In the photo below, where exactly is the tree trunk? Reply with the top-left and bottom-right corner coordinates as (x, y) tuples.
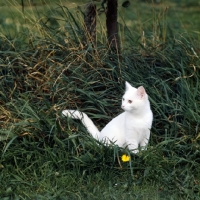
(84, 2), (96, 46)
(106, 0), (120, 52)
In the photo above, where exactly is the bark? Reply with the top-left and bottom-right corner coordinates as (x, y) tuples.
(84, 2), (97, 46)
(106, 0), (120, 52)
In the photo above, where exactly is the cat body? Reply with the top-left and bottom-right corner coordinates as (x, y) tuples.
(62, 82), (153, 153)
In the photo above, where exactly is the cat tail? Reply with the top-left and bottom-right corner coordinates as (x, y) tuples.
(62, 110), (100, 140)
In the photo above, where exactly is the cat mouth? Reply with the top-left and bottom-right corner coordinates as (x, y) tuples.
(121, 106), (136, 111)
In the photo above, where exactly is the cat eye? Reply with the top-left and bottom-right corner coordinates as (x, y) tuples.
(128, 100), (132, 104)
(122, 98), (125, 101)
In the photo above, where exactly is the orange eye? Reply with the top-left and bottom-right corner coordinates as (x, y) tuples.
(128, 100), (132, 104)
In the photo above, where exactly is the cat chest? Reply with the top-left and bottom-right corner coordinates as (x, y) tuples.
(125, 118), (150, 129)
(125, 127), (148, 143)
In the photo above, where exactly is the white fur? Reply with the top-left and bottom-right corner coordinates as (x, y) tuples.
(62, 82), (153, 153)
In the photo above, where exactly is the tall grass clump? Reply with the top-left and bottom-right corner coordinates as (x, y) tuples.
(0, 1), (200, 199)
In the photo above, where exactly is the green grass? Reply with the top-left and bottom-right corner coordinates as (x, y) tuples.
(0, 0), (200, 199)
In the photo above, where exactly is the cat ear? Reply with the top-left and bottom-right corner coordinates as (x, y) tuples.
(137, 86), (146, 99)
(125, 81), (132, 91)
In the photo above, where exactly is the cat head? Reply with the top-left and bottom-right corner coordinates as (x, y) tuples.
(121, 81), (149, 112)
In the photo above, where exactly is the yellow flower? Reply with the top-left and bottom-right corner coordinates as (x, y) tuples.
(121, 154), (130, 162)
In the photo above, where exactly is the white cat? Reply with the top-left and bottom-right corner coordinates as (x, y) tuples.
(62, 82), (153, 153)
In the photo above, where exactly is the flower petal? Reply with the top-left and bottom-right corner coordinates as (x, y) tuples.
(121, 154), (130, 162)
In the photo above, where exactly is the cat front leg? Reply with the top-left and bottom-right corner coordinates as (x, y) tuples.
(126, 139), (139, 154)
(125, 128), (140, 154)
(139, 130), (150, 151)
